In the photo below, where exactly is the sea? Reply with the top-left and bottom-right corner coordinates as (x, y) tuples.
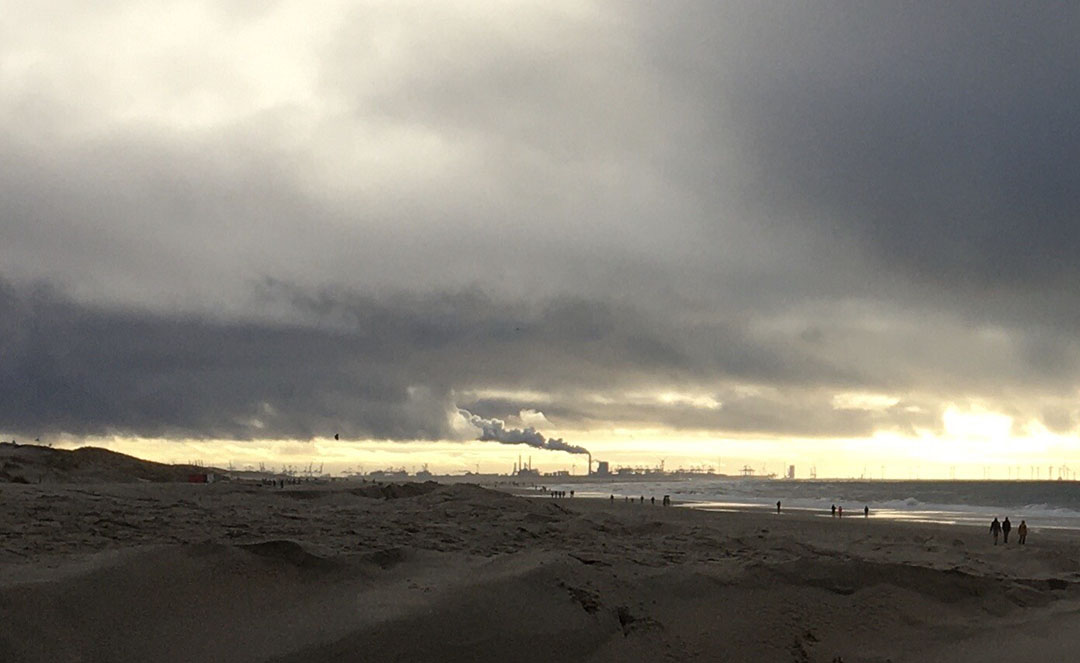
(542, 478), (1080, 531)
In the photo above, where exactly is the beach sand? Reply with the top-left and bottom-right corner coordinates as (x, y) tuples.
(2, 480), (1079, 662)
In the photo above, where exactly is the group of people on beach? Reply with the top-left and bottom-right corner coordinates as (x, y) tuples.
(825, 504), (869, 518)
(608, 494), (672, 506)
(260, 477), (304, 488)
(989, 516), (1027, 545)
(771, 502), (871, 518)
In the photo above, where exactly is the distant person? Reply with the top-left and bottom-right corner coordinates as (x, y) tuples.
(1018, 520), (1028, 545)
(1002, 517), (1012, 543)
(838, 506), (843, 518)
(570, 490), (574, 498)
(776, 500), (782, 514)
(990, 517), (1001, 545)
(831, 504), (837, 518)
(864, 505), (869, 518)
(640, 496), (645, 503)
(610, 494), (614, 502)
(651, 496), (655, 505)
(663, 495), (671, 506)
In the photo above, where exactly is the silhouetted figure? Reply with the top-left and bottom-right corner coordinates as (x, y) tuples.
(838, 506), (843, 518)
(651, 496), (655, 505)
(334, 433), (339, 440)
(570, 490), (574, 497)
(1018, 520), (1028, 544)
(776, 500), (781, 514)
(831, 504), (836, 517)
(663, 495), (671, 506)
(1002, 517), (1012, 543)
(990, 517), (1001, 545)
(640, 495), (644, 503)
(610, 494), (614, 502)
(864, 505), (869, 518)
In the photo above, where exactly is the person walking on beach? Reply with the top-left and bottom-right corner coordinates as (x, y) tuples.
(776, 500), (782, 514)
(1002, 517), (1012, 543)
(831, 504), (836, 518)
(838, 506), (843, 518)
(1018, 520), (1028, 544)
(990, 517), (1001, 545)
(864, 505), (869, 518)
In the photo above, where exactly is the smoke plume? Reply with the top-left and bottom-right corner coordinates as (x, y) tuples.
(462, 411), (589, 455)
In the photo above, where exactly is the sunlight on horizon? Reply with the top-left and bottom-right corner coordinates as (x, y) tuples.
(39, 405), (1080, 481)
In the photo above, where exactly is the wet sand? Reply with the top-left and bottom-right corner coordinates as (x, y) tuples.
(2, 480), (1079, 662)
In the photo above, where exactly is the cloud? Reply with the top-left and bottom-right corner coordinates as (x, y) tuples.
(3, 277), (1077, 442)
(2, 3), (1080, 444)
(0, 279), (459, 440)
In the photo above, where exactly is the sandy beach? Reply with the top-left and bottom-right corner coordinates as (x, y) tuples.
(2, 479), (1079, 662)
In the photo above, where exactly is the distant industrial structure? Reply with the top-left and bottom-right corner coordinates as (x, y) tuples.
(514, 455), (540, 479)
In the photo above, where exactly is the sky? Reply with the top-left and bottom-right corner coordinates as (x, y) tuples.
(3, 2), (1080, 478)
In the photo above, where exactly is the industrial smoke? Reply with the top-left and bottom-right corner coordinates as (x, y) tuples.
(462, 410), (589, 456)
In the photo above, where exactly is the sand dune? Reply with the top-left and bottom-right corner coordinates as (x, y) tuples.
(3, 481), (1080, 661)
(0, 442), (218, 484)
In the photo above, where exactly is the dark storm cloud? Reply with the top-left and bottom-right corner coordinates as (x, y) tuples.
(458, 390), (944, 439)
(657, 3), (1080, 292)
(3, 2), (1080, 441)
(0, 277), (948, 440)
(0, 280), (458, 440)
(0, 279), (679, 439)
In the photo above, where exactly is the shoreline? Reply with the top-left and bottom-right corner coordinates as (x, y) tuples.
(512, 486), (1073, 537)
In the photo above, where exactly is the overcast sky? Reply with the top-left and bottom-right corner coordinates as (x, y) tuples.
(3, 2), (1079, 471)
